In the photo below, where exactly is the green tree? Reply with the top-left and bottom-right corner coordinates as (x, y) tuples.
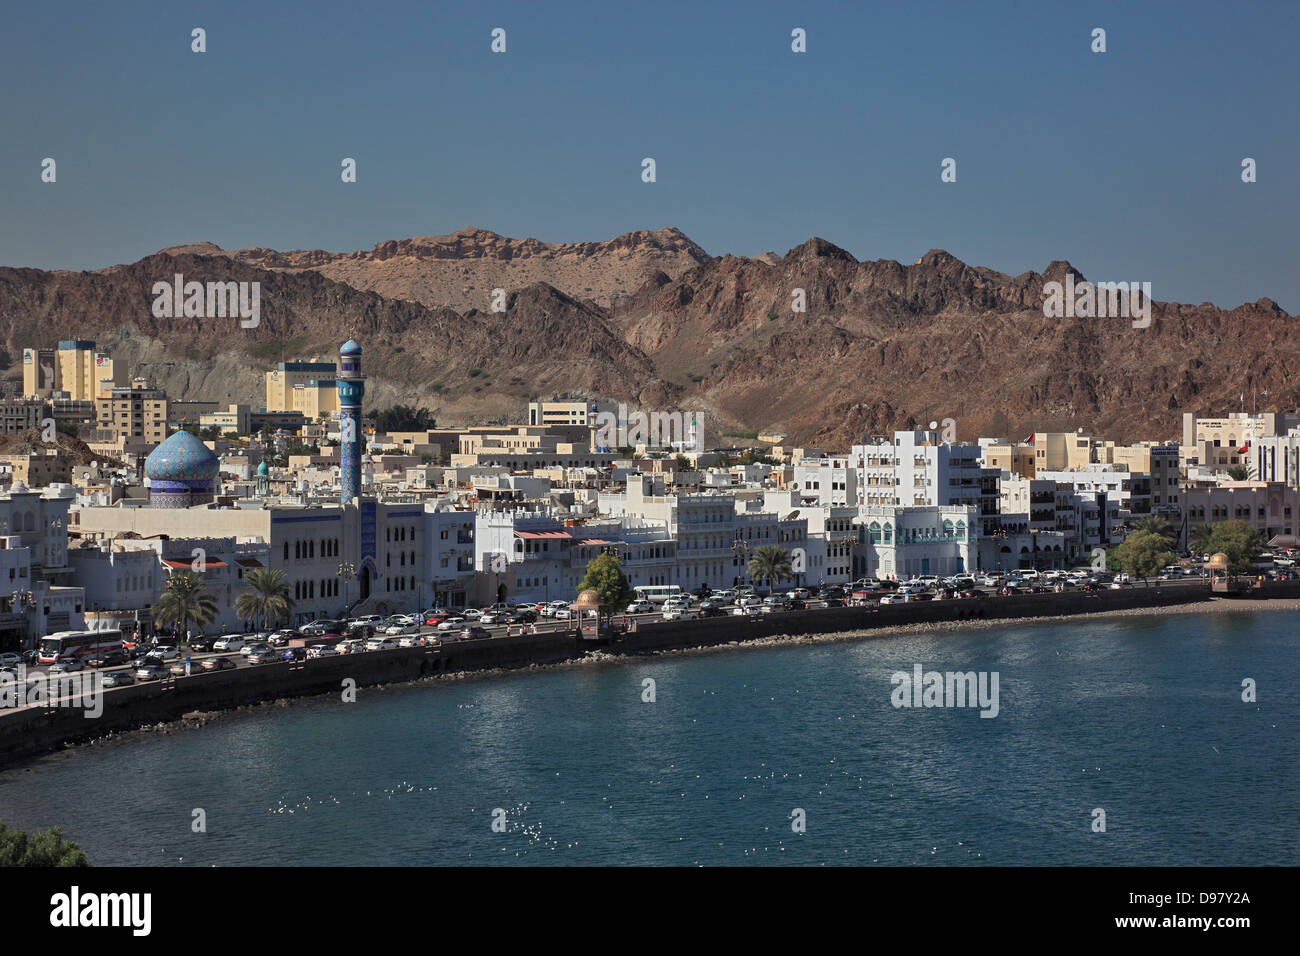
(1226, 464), (1251, 481)
(747, 545), (793, 594)
(372, 404), (437, 433)
(153, 571), (219, 640)
(1115, 531), (1175, 586)
(1189, 524), (1214, 556)
(1204, 520), (1265, 574)
(0, 822), (88, 867)
(234, 567), (295, 631)
(576, 553), (636, 617)
(1130, 515), (1176, 550)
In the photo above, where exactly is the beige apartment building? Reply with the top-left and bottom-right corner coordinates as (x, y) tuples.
(23, 340), (126, 401)
(266, 361), (337, 414)
(94, 379), (169, 444)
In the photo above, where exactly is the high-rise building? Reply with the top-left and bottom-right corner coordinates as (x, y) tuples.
(266, 361), (337, 413)
(337, 340), (364, 505)
(23, 340), (124, 400)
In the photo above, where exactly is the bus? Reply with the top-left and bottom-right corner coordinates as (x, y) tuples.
(633, 585), (684, 605)
(37, 629), (125, 665)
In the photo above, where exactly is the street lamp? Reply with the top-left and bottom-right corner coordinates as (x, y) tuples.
(730, 531), (751, 588)
(336, 561), (357, 621)
(10, 588), (37, 652)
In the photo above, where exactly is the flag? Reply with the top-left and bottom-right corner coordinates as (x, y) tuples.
(1022, 434), (1034, 444)
(1237, 442), (1250, 454)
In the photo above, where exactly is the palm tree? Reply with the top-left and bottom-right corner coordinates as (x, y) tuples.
(1130, 515), (1176, 549)
(747, 545), (793, 595)
(1226, 464), (1256, 481)
(234, 567), (295, 631)
(1189, 524), (1215, 555)
(152, 571), (219, 642)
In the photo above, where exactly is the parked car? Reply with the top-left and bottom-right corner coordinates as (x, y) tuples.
(88, 649), (127, 668)
(736, 595), (762, 608)
(436, 617), (467, 631)
(134, 663), (169, 681)
(553, 608), (572, 621)
(101, 669), (136, 686)
(212, 635), (246, 652)
(51, 658), (85, 673)
(306, 645), (338, 659)
(459, 626), (491, 640)
(247, 648), (281, 664)
(152, 645), (180, 661)
(733, 605), (762, 616)
(280, 647), (308, 662)
(385, 622), (421, 636)
(267, 630), (297, 647)
(480, 611), (513, 625)
(301, 620), (342, 636)
(786, 588), (812, 600)
(461, 608), (483, 620)
(187, 636), (215, 652)
(366, 637), (399, 651)
(626, 601), (655, 614)
(241, 642), (274, 657)
(168, 661), (192, 676)
(397, 635), (426, 648)
(336, 638), (366, 655)
(0, 652), (21, 668)
(201, 656), (236, 671)
(662, 606), (699, 621)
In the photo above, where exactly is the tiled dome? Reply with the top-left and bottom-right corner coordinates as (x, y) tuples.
(144, 431), (220, 481)
(340, 339), (362, 356)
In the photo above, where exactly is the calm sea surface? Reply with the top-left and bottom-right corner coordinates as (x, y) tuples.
(1, 611), (1296, 866)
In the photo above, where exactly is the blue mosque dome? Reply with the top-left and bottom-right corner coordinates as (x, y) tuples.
(340, 339), (362, 356)
(145, 431), (220, 509)
(256, 459), (270, 476)
(145, 430), (220, 481)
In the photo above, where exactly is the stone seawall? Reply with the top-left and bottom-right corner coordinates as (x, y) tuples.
(0, 632), (579, 767)
(5, 581), (1297, 766)
(608, 583), (1269, 654)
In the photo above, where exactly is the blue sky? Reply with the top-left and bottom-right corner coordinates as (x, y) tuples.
(2, 0), (1296, 311)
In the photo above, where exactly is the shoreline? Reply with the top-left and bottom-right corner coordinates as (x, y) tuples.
(10, 596), (1294, 767)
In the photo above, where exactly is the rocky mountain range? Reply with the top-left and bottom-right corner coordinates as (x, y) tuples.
(1, 227), (1293, 449)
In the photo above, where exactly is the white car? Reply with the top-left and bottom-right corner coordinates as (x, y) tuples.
(306, 645), (338, 659)
(436, 617), (466, 631)
(461, 608), (482, 620)
(212, 636), (246, 652)
(662, 607), (698, 621)
(736, 595), (762, 608)
(366, 637), (399, 651)
(152, 645), (180, 660)
(385, 622), (420, 636)
(712, 589), (737, 604)
(397, 635), (425, 648)
(553, 608), (571, 620)
(626, 601), (655, 614)
(880, 594), (900, 605)
(786, 588), (811, 600)
(732, 605), (762, 617)
(0, 652), (22, 668)
(241, 642), (273, 657)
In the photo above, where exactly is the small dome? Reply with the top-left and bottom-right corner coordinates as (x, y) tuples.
(145, 431), (220, 481)
(1206, 552), (1230, 568)
(256, 459), (270, 476)
(340, 339), (362, 356)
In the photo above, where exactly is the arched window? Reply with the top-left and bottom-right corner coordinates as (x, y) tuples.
(942, 519), (954, 539)
(883, 523), (893, 544)
(869, 522), (882, 545)
(956, 520), (966, 542)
